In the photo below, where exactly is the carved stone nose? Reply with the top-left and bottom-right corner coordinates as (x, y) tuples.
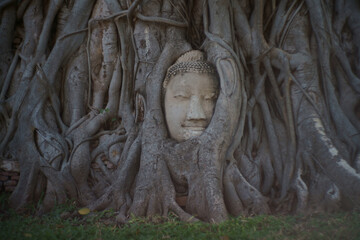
(186, 96), (206, 120)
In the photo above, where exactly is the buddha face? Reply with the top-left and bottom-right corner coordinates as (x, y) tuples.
(164, 72), (218, 142)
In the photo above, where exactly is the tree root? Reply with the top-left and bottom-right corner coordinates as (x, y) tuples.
(224, 162), (270, 216)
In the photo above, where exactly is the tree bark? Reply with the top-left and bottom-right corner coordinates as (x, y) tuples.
(0, 0), (359, 222)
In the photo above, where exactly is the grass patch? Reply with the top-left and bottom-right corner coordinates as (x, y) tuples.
(1, 193), (359, 240)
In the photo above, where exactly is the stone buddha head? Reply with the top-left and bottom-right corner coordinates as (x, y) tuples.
(163, 50), (219, 142)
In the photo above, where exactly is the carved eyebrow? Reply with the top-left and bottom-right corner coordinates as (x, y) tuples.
(173, 90), (190, 98)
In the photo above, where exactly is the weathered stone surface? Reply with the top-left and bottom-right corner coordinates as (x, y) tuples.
(0, 175), (9, 181)
(0, 171), (18, 176)
(0, 160), (20, 173)
(4, 180), (17, 186)
(5, 186), (16, 192)
(164, 51), (218, 142)
(11, 175), (20, 180)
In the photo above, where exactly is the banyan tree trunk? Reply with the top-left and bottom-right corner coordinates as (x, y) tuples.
(0, 0), (359, 222)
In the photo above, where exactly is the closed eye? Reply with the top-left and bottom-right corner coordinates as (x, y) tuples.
(174, 93), (189, 99)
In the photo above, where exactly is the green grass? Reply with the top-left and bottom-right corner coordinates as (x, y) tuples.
(1, 193), (359, 240)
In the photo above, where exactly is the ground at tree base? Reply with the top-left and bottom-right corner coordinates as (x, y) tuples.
(1, 193), (360, 240)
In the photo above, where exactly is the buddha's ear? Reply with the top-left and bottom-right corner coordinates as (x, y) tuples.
(216, 58), (238, 97)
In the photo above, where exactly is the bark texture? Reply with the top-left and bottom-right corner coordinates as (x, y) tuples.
(0, 0), (360, 222)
